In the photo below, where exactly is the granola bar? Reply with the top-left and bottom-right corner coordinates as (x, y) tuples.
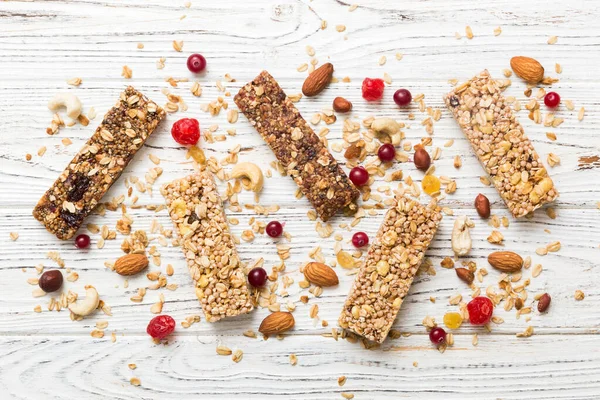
(444, 70), (558, 217)
(161, 172), (253, 322)
(234, 70), (359, 221)
(33, 86), (165, 239)
(339, 196), (442, 343)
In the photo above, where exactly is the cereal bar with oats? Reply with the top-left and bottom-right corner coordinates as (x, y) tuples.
(444, 70), (558, 217)
(161, 172), (253, 322)
(234, 70), (359, 221)
(339, 196), (442, 343)
(33, 86), (165, 240)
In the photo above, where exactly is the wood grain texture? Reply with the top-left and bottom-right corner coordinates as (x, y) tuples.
(1, 0), (599, 398)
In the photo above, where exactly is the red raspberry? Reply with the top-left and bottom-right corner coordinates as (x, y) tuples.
(146, 315), (176, 339)
(171, 118), (200, 145)
(467, 297), (494, 325)
(362, 78), (385, 101)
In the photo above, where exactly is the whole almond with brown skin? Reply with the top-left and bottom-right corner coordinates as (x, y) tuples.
(304, 262), (339, 287)
(114, 254), (149, 276)
(538, 293), (551, 313)
(302, 63), (334, 97)
(258, 311), (295, 335)
(510, 56), (545, 84)
(474, 193), (491, 218)
(333, 97), (352, 113)
(487, 251), (523, 273)
(455, 268), (474, 285)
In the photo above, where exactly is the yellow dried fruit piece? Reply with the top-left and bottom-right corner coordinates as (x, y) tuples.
(337, 251), (355, 269)
(188, 145), (206, 165)
(444, 312), (463, 329)
(422, 175), (441, 195)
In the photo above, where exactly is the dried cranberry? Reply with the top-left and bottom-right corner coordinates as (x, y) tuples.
(75, 234), (91, 249)
(146, 315), (176, 340)
(248, 267), (268, 288)
(171, 118), (200, 146)
(544, 91), (560, 108)
(377, 144), (396, 162)
(393, 89), (412, 106)
(266, 221), (283, 238)
(362, 78), (385, 101)
(352, 232), (369, 248)
(429, 327), (447, 346)
(467, 297), (494, 325)
(187, 53), (207, 73)
(66, 173), (90, 202)
(349, 166), (369, 186)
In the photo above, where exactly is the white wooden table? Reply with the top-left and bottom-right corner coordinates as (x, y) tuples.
(1, 1), (599, 398)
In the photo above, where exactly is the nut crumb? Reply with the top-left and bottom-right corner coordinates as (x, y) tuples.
(575, 290), (585, 301)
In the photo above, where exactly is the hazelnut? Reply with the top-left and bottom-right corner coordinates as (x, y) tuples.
(413, 148), (431, 170)
(332, 97), (352, 113)
(474, 193), (491, 218)
(39, 270), (63, 293)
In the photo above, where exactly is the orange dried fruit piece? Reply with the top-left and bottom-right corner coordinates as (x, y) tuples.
(443, 312), (463, 329)
(336, 251), (355, 269)
(188, 145), (206, 165)
(422, 175), (441, 195)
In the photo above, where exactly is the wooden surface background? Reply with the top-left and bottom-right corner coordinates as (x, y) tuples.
(1, 0), (599, 399)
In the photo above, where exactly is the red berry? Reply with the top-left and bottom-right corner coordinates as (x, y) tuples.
(349, 166), (369, 186)
(146, 315), (175, 340)
(377, 143), (396, 162)
(75, 234), (90, 249)
(187, 53), (207, 73)
(362, 78), (385, 101)
(248, 267), (268, 288)
(352, 232), (369, 248)
(171, 118), (200, 146)
(266, 221), (283, 238)
(544, 91), (560, 108)
(467, 296), (494, 325)
(393, 88), (412, 106)
(429, 327), (447, 346)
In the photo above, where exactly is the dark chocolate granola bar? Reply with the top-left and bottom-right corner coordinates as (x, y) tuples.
(234, 71), (359, 221)
(33, 87), (166, 239)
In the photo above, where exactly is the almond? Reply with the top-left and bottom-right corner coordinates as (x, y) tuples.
(304, 262), (339, 287)
(333, 96), (352, 113)
(455, 268), (474, 284)
(258, 311), (295, 335)
(537, 293), (551, 313)
(302, 63), (334, 97)
(487, 251), (523, 273)
(510, 56), (545, 84)
(114, 254), (149, 276)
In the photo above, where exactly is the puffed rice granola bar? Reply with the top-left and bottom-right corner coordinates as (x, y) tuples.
(444, 70), (558, 217)
(161, 172), (253, 322)
(339, 196), (442, 343)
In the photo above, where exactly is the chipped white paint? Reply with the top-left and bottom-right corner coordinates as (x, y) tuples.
(1, 0), (599, 398)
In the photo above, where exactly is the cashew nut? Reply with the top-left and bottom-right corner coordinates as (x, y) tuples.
(371, 117), (402, 146)
(48, 93), (83, 120)
(230, 162), (264, 192)
(451, 215), (474, 257)
(68, 285), (100, 317)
